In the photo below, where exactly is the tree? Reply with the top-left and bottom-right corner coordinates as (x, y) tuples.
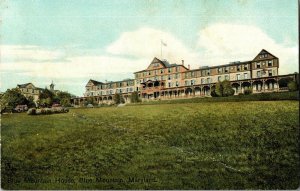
(113, 93), (125, 104)
(288, 81), (298, 91)
(56, 91), (72, 107)
(38, 88), (55, 107)
(130, 91), (141, 103)
(0, 88), (28, 108)
(27, 96), (36, 108)
(214, 80), (235, 97)
(278, 77), (293, 88)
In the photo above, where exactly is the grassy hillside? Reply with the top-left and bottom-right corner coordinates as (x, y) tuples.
(1, 101), (299, 189)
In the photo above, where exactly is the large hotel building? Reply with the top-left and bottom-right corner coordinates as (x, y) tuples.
(72, 49), (298, 105)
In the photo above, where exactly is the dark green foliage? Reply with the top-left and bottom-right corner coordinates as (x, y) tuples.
(39, 89), (55, 107)
(39, 90), (72, 107)
(130, 91), (141, 103)
(215, 80), (235, 97)
(1, 101), (299, 189)
(244, 89), (252, 95)
(278, 77), (293, 87)
(0, 88), (28, 112)
(56, 91), (72, 107)
(128, 91), (299, 106)
(113, 93), (125, 104)
(84, 97), (98, 106)
(288, 81), (298, 91)
(27, 96), (36, 108)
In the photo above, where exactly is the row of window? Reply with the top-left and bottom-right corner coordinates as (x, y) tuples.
(22, 88), (39, 93)
(255, 60), (273, 68)
(136, 67), (181, 78)
(89, 87), (134, 96)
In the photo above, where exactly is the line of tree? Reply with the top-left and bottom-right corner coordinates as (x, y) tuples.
(38, 89), (72, 107)
(0, 88), (73, 113)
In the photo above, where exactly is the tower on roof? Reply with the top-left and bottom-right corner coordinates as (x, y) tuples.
(50, 81), (55, 91)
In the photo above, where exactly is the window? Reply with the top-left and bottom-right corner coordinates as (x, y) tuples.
(218, 76), (222, 82)
(218, 68), (222, 73)
(264, 54), (268, 58)
(148, 71), (151, 75)
(257, 71), (261, 78)
(191, 80), (194, 85)
(168, 68), (171, 73)
(237, 65), (241, 71)
(185, 81), (189, 86)
(268, 70), (272, 77)
(160, 69), (163, 74)
(244, 73), (248, 79)
(201, 78), (205, 84)
(174, 73), (178, 79)
(161, 76), (164, 80)
(236, 74), (241, 80)
(225, 75), (229, 80)
(244, 65), (248, 70)
(168, 82), (171, 87)
(268, 60), (272, 67)
(176, 81), (179, 87)
(256, 62), (261, 68)
(225, 67), (229, 73)
(207, 78), (210, 83)
(191, 72), (195, 77)
(168, 75), (171, 80)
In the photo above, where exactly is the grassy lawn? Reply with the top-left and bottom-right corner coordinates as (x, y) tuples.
(1, 101), (299, 189)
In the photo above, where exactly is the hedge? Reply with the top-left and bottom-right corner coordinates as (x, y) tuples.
(27, 107), (69, 115)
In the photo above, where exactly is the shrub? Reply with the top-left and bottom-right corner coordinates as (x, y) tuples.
(215, 80), (235, 97)
(27, 108), (36, 115)
(244, 89), (252, 95)
(130, 91), (141, 103)
(114, 93), (125, 104)
(288, 81), (298, 91)
(278, 77), (293, 88)
(28, 107), (68, 115)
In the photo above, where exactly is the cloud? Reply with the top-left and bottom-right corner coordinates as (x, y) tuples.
(1, 54), (147, 79)
(106, 27), (200, 66)
(1, 45), (66, 63)
(197, 23), (298, 74)
(1, 24), (298, 95)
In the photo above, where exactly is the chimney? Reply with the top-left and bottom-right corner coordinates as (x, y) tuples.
(182, 60), (184, 65)
(188, 64), (190, 70)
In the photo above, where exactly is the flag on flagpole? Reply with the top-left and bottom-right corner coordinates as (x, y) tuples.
(161, 40), (167, 46)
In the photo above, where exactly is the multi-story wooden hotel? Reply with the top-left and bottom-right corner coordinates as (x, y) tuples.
(72, 49), (298, 105)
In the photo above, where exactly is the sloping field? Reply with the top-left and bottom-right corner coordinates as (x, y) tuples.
(1, 101), (299, 189)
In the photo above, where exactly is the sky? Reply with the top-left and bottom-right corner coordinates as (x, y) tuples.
(0, 0), (298, 96)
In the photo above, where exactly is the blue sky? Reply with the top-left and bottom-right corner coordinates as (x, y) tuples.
(1, 0), (298, 96)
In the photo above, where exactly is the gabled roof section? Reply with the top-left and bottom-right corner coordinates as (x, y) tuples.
(146, 57), (169, 70)
(252, 49), (278, 62)
(17, 83), (35, 88)
(86, 79), (103, 87)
